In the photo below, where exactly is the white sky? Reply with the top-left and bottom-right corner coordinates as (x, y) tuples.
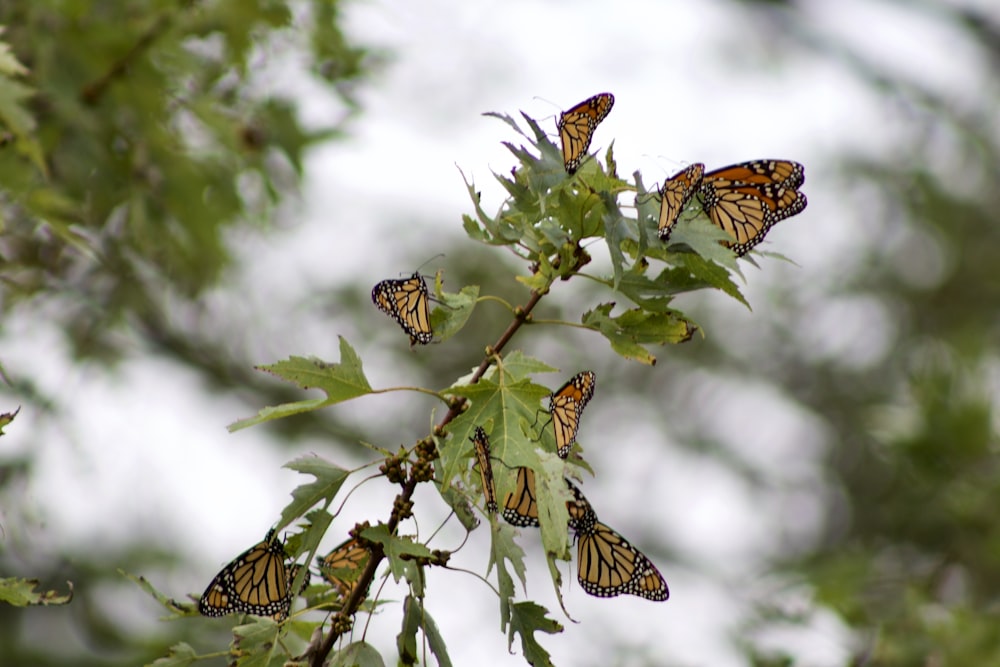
(2, 0), (992, 664)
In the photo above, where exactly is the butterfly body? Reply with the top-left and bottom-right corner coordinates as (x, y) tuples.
(557, 93), (614, 174)
(471, 427), (498, 514)
(371, 273), (433, 345)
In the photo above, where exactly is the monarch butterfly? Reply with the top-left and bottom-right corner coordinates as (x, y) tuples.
(198, 529), (294, 619)
(319, 537), (371, 605)
(570, 491), (669, 601)
(471, 427), (498, 514)
(500, 466), (587, 531)
(557, 93), (614, 174)
(697, 159), (807, 256)
(503, 471), (669, 600)
(371, 273), (433, 345)
(656, 163), (705, 242)
(549, 371), (596, 458)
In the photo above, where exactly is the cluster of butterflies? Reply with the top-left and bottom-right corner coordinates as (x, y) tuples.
(473, 371), (669, 601)
(198, 94), (808, 618)
(559, 92), (808, 256)
(369, 93), (808, 346)
(197, 530), (371, 620)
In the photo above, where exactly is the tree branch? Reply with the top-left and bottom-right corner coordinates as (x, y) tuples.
(308, 288), (546, 666)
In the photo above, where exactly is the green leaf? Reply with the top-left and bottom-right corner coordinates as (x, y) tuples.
(396, 595), (420, 665)
(330, 642), (386, 667)
(600, 194), (634, 289)
(671, 216), (742, 269)
(491, 521), (528, 623)
(149, 643), (198, 667)
(532, 454), (575, 559)
(438, 483), (481, 532)
(440, 376), (551, 488)
(120, 570), (190, 616)
(488, 351), (558, 380)
(277, 455), (350, 529)
(231, 618), (283, 667)
(0, 32), (29, 77)
(228, 337), (372, 431)
(0, 577), (72, 607)
(0, 76), (35, 135)
(507, 601), (562, 667)
(432, 275), (478, 341)
(0, 406), (19, 435)
(670, 252), (748, 307)
(360, 524), (432, 582)
(582, 302), (696, 365)
(418, 603), (452, 667)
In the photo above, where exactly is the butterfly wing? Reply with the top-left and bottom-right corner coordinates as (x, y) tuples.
(501, 467), (590, 531)
(698, 160), (807, 256)
(319, 537), (371, 606)
(703, 159), (804, 189)
(575, 516), (669, 601)
(657, 163), (705, 242)
(471, 426), (498, 514)
(199, 530), (293, 619)
(557, 93), (614, 174)
(371, 273), (433, 345)
(502, 466), (540, 527)
(549, 371), (597, 458)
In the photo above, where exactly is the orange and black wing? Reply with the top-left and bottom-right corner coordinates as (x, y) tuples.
(198, 529), (293, 619)
(557, 93), (614, 174)
(501, 467), (590, 532)
(698, 160), (807, 256)
(702, 159), (804, 190)
(573, 507), (669, 601)
(502, 466), (539, 527)
(549, 371), (597, 458)
(371, 273), (433, 345)
(657, 163), (705, 242)
(471, 426), (498, 514)
(319, 537), (371, 606)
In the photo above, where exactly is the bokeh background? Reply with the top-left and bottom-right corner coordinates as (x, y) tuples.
(1, 0), (998, 665)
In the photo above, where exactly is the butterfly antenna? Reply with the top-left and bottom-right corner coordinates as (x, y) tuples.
(413, 253), (446, 275)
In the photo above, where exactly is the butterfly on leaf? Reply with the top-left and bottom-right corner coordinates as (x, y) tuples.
(656, 163), (705, 242)
(548, 371), (596, 458)
(696, 159), (807, 256)
(500, 466), (587, 531)
(318, 537), (371, 607)
(471, 426), (498, 514)
(501, 468), (669, 601)
(371, 273), (433, 345)
(557, 93), (614, 174)
(198, 529), (296, 620)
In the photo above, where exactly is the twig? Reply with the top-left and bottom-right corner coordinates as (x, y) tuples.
(79, 10), (177, 105)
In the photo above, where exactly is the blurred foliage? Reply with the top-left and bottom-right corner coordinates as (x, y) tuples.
(0, 0), (379, 441)
(0, 0), (375, 664)
(703, 1), (1000, 665)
